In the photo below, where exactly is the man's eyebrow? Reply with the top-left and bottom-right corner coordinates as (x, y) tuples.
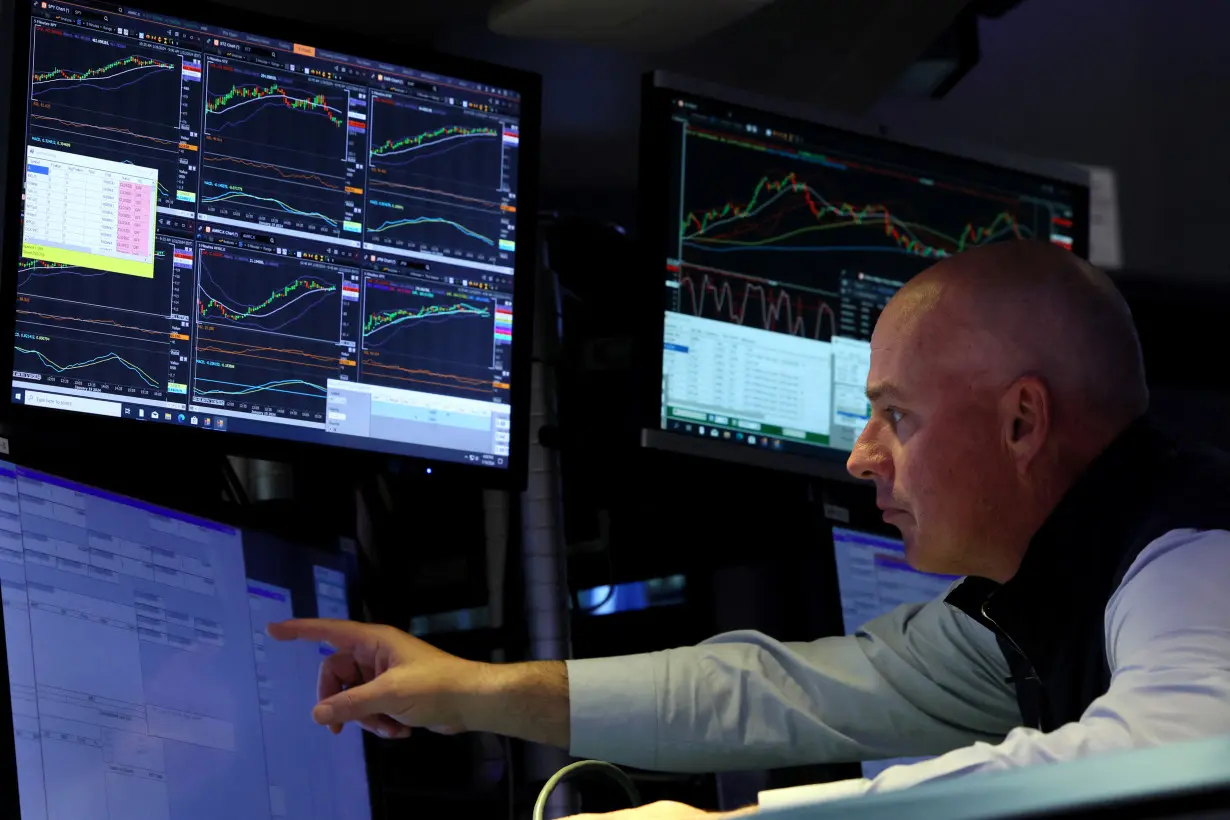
(865, 382), (903, 403)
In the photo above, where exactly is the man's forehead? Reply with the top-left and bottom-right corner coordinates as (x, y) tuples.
(867, 281), (967, 394)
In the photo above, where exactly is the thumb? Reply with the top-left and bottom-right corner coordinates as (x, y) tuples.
(312, 675), (402, 726)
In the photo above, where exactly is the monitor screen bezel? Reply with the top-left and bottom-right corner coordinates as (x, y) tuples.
(0, 452), (379, 820)
(0, 0), (541, 490)
(636, 71), (1092, 482)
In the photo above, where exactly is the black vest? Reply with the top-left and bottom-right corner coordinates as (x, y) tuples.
(944, 418), (1230, 732)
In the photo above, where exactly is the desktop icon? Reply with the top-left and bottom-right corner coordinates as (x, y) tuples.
(203, 418), (212, 427)
(214, 417), (226, 431)
(178, 413), (186, 423)
(190, 416), (198, 426)
(151, 412), (160, 420)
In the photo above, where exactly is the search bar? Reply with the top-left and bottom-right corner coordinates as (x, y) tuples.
(23, 390), (122, 418)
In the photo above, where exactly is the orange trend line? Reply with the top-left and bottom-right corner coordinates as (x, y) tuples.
(31, 114), (180, 146)
(197, 343), (340, 370)
(18, 310), (166, 336)
(367, 178), (500, 208)
(203, 155), (342, 189)
(361, 359), (491, 392)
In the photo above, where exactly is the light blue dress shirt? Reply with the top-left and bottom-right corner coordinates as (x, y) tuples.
(565, 528), (1230, 805)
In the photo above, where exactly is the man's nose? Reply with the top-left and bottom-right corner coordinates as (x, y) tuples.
(847, 429), (889, 481)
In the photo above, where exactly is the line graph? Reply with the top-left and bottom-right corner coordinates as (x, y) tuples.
(368, 95), (502, 198)
(683, 170), (1026, 260)
(206, 83), (344, 127)
(204, 60), (349, 178)
(371, 125), (500, 162)
(16, 236), (176, 315)
(14, 346), (159, 387)
(29, 29), (180, 144)
(27, 27), (190, 207)
(202, 154), (343, 190)
(359, 274), (498, 400)
(674, 262), (837, 341)
(33, 55), (174, 95)
(12, 326), (167, 396)
(194, 377), (326, 399)
(16, 307), (168, 340)
(13, 236), (181, 399)
(364, 300), (490, 340)
(191, 249), (355, 421)
(196, 249), (342, 341)
(198, 179), (344, 237)
(675, 129), (1050, 287)
(365, 193), (503, 263)
(192, 332), (344, 421)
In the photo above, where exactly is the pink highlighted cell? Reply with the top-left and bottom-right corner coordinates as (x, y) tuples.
(116, 181), (153, 257)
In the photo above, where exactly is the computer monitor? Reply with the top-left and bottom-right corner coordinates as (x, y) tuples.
(638, 72), (1090, 479)
(2, 0), (538, 484)
(831, 526), (957, 780)
(0, 458), (371, 820)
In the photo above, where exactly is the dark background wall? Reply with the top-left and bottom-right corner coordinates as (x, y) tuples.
(870, 0), (1230, 284)
(432, 0), (1230, 283)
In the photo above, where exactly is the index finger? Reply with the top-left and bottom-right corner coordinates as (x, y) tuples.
(266, 618), (373, 649)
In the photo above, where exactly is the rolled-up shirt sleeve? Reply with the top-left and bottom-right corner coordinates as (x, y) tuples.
(567, 588), (1020, 772)
(759, 527), (1230, 803)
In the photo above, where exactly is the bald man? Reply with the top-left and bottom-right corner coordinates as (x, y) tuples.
(268, 241), (1230, 818)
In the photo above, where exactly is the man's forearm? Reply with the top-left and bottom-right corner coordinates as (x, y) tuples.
(466, 660), (571, 748)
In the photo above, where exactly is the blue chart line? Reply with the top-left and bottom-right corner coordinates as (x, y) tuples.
(17, 264), (97, 288)
(194, 377), (326, 399)
(201, 191), (339, 227)
(14, 346), (159, 387)
(368, 216), (494, 245)
(32, 66), (174, 98)
(372, 137), (492, 168)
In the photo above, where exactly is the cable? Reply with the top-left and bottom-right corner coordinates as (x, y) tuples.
(534, 760), (641, 820)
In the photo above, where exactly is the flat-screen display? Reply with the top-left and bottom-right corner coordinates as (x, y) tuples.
(0, 459), (370, 820)
(643, 76), (1089, 473)
(832, 526), (957, 780)
(6, 0), (531, 473)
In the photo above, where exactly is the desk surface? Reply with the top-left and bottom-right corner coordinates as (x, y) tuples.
(760, 736), (1230, 820)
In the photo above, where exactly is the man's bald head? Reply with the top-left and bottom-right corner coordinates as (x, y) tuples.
(847, 241), (1148, 582)
(903, 239), (1148, 428)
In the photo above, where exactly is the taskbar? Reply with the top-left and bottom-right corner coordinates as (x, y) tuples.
(10, 380), (510, 469)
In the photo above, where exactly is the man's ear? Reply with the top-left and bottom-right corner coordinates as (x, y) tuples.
(1001, 375), (1051, 471)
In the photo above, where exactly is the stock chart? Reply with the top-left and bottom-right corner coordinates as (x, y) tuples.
(673, 128), (1056, 340)
(12, 0), (525, 466)
(200, 60), (356, 237)
(28, 26), (196, 210)
(13, 237), (186, 399)
(192, 246), (357, 421)
(366, 94), (508, 264)
(359, 273), (501, 401)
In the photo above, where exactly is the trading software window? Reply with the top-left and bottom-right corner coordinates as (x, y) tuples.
(0, 462), (368, 820)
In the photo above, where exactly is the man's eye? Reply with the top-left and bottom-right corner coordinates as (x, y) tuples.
(886, 408), (905, 426)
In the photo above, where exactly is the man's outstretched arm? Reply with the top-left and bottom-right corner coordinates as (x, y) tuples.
(566, 588), (1020, 773)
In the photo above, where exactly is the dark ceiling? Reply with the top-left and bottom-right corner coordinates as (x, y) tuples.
(210, 0), (975, 112)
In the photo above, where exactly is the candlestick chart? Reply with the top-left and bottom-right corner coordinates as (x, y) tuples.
(359, 274), (501, 400)
(191, 248), (351, 421)
(28, 26), (189, 208)
(677, 131), (1043, 287)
